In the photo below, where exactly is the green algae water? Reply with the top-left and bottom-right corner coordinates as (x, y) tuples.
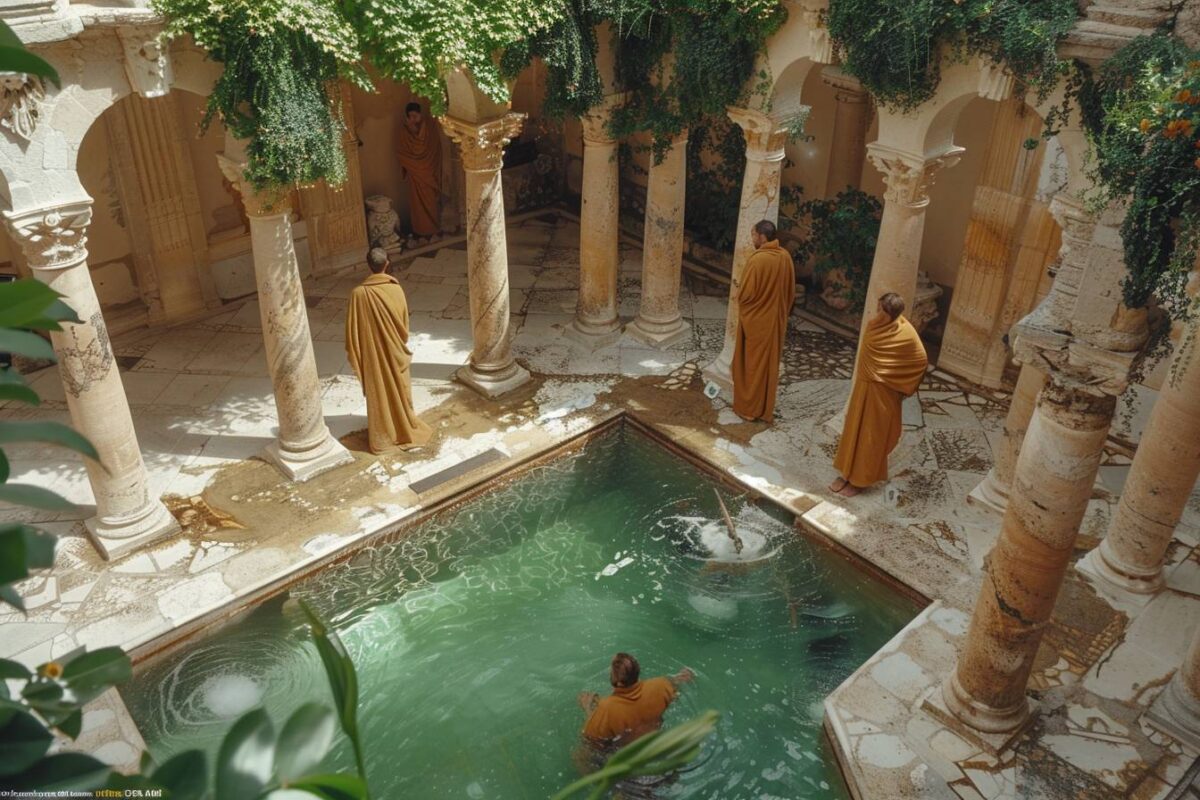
(124, 425), (918, 799)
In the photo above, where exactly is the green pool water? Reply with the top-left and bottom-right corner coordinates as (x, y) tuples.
(124, 424), (919, 799)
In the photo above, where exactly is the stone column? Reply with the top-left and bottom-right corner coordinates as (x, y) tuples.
(860, 145), (961, 343)
(626, 130), (690, 348)
(568, 95), (623, 349)
(1090, 311), (1200, 594)
(968, 364), (1046, 514)
(4, 201), (179, 560)
(441, 114), (532, 398)
(1147, 623), (1200, 749)
(217, 156), (353, 481)
(703, 109), (788, 391)
(821, 67), (870, 195)
(944, 377), (1116, 734)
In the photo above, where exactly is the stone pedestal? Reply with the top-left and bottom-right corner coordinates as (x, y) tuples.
(5, 201), (179, 560)
(969, 364), (1046, 515)
(822, 67), (870, 195)
(703, 109), (788, 392)
(217, 156), (352, 481)
(944, 378), (1116, 733)
(1091, 311), (1200, 594)
(441, 114), (532, 397)
(1147, 624), (1200, 749)
(859, 145), (961, 343)
(569, 96), (623, 350)
(627, 130), (690, 348)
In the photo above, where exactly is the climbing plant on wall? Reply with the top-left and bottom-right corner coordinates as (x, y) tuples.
(155, 0), (369, 192)
(1076, 32), (1200, 319)
(826, 0), (1077, 111)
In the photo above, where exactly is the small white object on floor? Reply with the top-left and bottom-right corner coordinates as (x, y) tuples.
(703, 381), (721, 399)
(884, 483), (900, 507)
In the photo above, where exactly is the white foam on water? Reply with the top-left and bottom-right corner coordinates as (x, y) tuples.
(688, 592), (739, 620)
(200, 673), (263, 719)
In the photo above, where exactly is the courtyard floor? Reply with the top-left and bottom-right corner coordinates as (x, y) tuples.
(2, 213), (1199, 798)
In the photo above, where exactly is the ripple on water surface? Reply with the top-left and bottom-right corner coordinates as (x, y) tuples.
(124, 427), (918, 799)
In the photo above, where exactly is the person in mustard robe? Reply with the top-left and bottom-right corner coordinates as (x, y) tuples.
(345, 248), (433, 454)
(575, 653), (694, 775)
(731, 220), (797, 421)
(395, 102), (442, 242)
(831, 292), (928, 496)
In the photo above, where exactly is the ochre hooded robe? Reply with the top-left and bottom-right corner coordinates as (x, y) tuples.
(732, 240), (796, 421)
(345, 273), (433, 454)
(396, 118), (442, 237)
(833, 314), (928, 487)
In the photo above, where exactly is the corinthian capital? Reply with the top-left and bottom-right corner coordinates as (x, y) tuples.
(215, 154), (290, 216)
(726, 107), (791, 162)
(866, 144), (963, 207)
(4, 201), (93, 270)
(440, 113), (527, 172)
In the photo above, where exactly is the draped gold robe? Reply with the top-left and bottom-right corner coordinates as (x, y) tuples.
(396, 119), (442, 237)
(345, 274), (432, 454)
(834, 314), (928, 487)
(732, 240), (796, 421)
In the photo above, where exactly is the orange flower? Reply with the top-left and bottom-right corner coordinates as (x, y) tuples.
(1180, 89), (1194, 103)
(1140, 118), (1152, 133)
(39, 661), (63, 679)
(1194, 156), (1200, 169)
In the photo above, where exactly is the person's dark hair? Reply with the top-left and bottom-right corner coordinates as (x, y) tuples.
(366, 247), (390, 273)
(753, 219), (777, 241)
(879, 292), (905, 320)
(405, 102), (422, 116)
(610, 652), (640, 687)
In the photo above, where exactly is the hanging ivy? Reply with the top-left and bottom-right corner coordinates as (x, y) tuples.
(1076, 33), (1200, 317)
(500, 0), (604, 118)
(155, 0), (369, 192)
(683, 119), (747, 251)
(826, 0), (1077, 111)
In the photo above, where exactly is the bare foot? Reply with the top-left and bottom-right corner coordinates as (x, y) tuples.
(837, 483), (861, 497)
(829, 477), (848, 493)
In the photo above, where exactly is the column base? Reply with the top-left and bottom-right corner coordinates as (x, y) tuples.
(1078, 545), (1165, 597)
(1145, 677), (1200, 750)
(565, 318), (622, 351)
(456, 362), (532, 399)
(625, 317), (690, 349)
(86, 500), (180, 561)
(263, 434), (354, 483)
(701, 349), (735, 394)
(925, 672), (1031, 751)
(966, 469), (1009, 515)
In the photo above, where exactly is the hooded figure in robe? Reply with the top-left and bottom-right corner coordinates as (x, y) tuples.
(345, 248), (433, 454)
(831, 292), (928, 496)
(731, 220), (796, 421)
(395, 101), (442, 240)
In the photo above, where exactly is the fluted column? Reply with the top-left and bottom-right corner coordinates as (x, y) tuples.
(626, 129), (690, 348)
(969, 364), (1046, 514)
(822, 67), (870, 195)
(703, 108), (788, 391)
(5, 200), (179, 560)
(1090, 304), (1200, 594)
(1147, 624), (1200, 749)
(859, 145), (961, 343)
(944, 377), (1117, 733)
(216, 156), (352, 481)
(441, 114), (532, 397)
(568, 94), (623, 349)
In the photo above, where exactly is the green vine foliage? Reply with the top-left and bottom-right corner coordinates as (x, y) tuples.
(501, 0), (604, 118)
(793, 188), (882, 311)
(826, 0), (1077, 111)
(155, 0), (368, 193)
(1077, 33), (1200, 316)
(684, 119), (747, 251)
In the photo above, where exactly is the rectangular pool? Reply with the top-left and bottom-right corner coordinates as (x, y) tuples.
(123, 421), (919, 798)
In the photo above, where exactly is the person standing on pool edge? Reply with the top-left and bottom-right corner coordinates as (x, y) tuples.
(578, 653), (694, 749)
(830, 292), (927, 497)
(731, 220), (796, 422)
(345, 248), (433, 454)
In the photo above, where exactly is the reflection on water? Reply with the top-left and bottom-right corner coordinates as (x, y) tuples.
(124, 427), (918, 799)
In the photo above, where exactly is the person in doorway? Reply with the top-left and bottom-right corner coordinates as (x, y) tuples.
(345, 248), (433, 454)
(830, 292), (928, 497)
(578, 653), (694, 748)
(731, 220), (796, 422)
(395, 101), (442, 245)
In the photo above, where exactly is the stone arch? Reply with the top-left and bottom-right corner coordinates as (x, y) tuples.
(762, 4), (833, 99)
